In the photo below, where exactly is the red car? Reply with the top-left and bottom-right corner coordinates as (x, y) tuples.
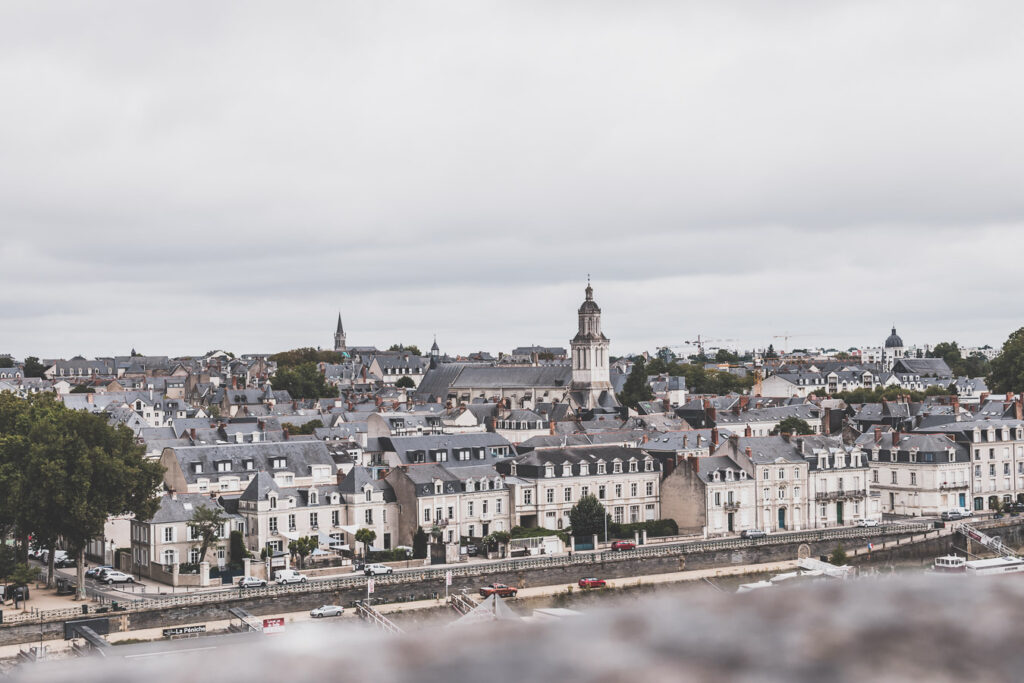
(479, 583), (518, 598)
(578, 577), (607, 589)
(611, 540), (636, 551)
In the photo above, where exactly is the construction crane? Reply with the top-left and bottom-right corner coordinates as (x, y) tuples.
(771, 332), (816, 354)
(658, 336), (736, 361)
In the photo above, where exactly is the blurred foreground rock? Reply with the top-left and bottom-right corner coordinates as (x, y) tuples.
(11, 575), (1024, 682)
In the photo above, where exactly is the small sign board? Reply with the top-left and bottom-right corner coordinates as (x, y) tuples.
(262, 617), (285, 634)
(163, 625), (206, 638)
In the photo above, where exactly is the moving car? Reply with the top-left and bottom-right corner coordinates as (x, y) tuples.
(479, 583), (518, 598)
(238, 576), (268, 589)
(102, 570), (134, 585)
(364, 563), (393, 576)
(855, 519), (879, 527)
(85, 565), (112, 579)
(275, 570), (309, 585)
(578, 577), (607, 589)
(610, 540), (636, 551)
(740, 529), (767, 539)
(310, 604), (345, 618)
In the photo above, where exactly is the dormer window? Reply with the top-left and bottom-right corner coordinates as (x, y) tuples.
(740, 471), (747, 480)
(545, 465), (555, 478)
(269, 495), (277, 509)
(193, 463), (203, 474)
(613, 461), (622, 474)
(310, 491), (318, 505)
(629, 460), (638, 473)
(365, 488), (372, 502)
(597, 462), (606, 475)
(562, 463), (572, 476)
(510, 464), (517, 476)
(726, 470), (734, 481)
(244, 460), (254, 471)
(712, 471), (720, 481)
(272, 458), (287, 469)
(580, 463), (589, 476)
(644, 460), (654, 472)
(434, 482), (443, 495)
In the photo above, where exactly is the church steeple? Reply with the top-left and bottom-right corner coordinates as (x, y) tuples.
(333, 313), (347, 352)
(570, 279), (615, 411)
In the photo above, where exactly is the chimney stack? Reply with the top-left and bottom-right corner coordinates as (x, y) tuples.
(744, 424), (752, 438)
(283, 428), (289, 440)
(745, 446), (752, 459)
(824, 407), (832, 435)
(190, 428), (196, 441)
(711, 427), (719, 448)
(892, 430), (900, 447)
(1016, 397), (1023, 421)
(952, 395), (960, 415)
(549, 420), (556, 436)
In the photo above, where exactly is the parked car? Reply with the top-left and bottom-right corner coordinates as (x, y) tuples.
(940, 511), (963, 521)
(275, 570), (309, 585)
(85, 565), (113, 579)
(740, 529), (767, 539)
(479, 583), (518, 598)
(610, 540), (636, 551)
(54, 556), (77, 568)
(102, 570), (134, 585)
(237, 576), (268, 589)
(578, 577), (607, 589)
(364, 563), (393, 576)
(310, 604), (345, 618)
(855, 519), (879, 527)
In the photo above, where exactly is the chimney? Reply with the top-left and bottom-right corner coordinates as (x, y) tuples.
(740, 395), (750, 412)
(1007, 392), (1014, 403)
(347, 401), (354, 411)
(744, 446), (752, 460)
(531, 352), (539, 366)
(1016, 397), (1023, 421)
(981, 392), (990, 404)
(642, 433), (649, 444)
(780, 432), (791, 443)
(732, 402), (741, 416)
(744, 424), (752, 438)
(892, 430), (900, 447)
(682, 434), (688, 448)
(711, 427), (719, 448)
(86, 393), (94, 404)
(171, 491), (177, 501)
(663, 397), (671, 413)
(824, 407), (832, 435)
(283, 428), (289, 440)
(232, 376), (237, 390)
(952, 395), (960, 415)
(392, 401), (399, 411)
(874, 426), (882, 444)
(549, 420), (556, 436)
(258, 420), (265, 431)
(190, 428), (196, 441)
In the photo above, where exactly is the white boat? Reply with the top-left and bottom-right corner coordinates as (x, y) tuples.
(931, 555), (966, 573)
(965, 556), (1024, 575)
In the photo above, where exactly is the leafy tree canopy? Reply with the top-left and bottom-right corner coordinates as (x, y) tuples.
(988, 328), (1024, 394)
(618, 356), (654, 409)
(387, 344), (422, 356)
(569, 494), (606, 537)
(0, 355), (13, 367)
(771, 416), (815, 436)
(188, 504), (229, 565)
(22, 357), (46, 378)
(270, 347), (344, 367)
(271, 363), (336, 399)
(394, 375), (416, 389)
(280, 419), (323, 435)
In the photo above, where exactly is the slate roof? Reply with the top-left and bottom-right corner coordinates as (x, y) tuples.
(167, 441), (336, 483)
(239, 471), (281, 502)
(147, 493), (227, 524)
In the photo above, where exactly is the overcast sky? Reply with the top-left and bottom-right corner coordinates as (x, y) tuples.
(2, 1), (1022, 360)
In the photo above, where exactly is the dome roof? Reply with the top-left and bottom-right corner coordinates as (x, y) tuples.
(885, 327), (903, 348)
(578, 283), (601, 314)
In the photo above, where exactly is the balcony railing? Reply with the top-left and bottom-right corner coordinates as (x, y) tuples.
(814, 489), (867, 502)
(939, 482), (970, 491)
(724, 501), (741, 512)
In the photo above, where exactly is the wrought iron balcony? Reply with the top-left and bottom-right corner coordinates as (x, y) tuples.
(939, 482), (970, 491)
(724, 501), (741, 512)
(814, 489), (867, 502)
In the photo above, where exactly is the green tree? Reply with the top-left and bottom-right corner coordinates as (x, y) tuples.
(988, 328), (1024, 393)
(412, 526), (429, 559)
(619, 357), (654, 409)
(288, 536), (318, 569)
(355, 528), (377, 558)
(280, 419), (323, 436)
(269, 347), (344, 367)
(22, 357), (47, 378)
(771, 417), (815, 436)
(569, 494), (606, 538)
(187, 504), (228, 566)
(0, 394), (165, 595)
(714, 349), (739, 363)
(394, 375), (416, 389)
(387, 344), (422, 356)
(0, 355), (13, 367)
(69, 384), (95, 394)
(270, 363), (336, 399)
(229, 529), (250, 570)
(765, 344), (778, 359)
(829, 544), (849, 566)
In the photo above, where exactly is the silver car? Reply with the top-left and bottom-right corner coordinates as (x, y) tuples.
(310, 604), (344, 618)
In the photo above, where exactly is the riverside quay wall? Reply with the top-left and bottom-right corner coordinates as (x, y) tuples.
(0, 521), (1009, 647)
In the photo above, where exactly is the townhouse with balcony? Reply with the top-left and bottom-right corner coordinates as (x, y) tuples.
(661, 454), (756, 537)
(794, 435), (881, 527)
(495, 445), (661, 532)
(855, 430), (971, 516)
(713, 435), (811, 532)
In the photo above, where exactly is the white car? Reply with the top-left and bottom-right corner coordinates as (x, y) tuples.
(855, 519), (879, 527)
(363, 564), (393, 576)
(102, 570), (135, 585)
(275, 570), (309, 585)
(310, 604), (344, 618)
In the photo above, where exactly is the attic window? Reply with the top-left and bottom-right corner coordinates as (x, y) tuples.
(645, 460), (654, 472)
(272, 458), (287, 469)
(629, 460), (638, 473)
(193, 463), (203, 474)
(545, 465), (555, 478)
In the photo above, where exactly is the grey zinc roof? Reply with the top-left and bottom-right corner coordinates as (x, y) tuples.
(147, 493), (227, 524)
(239, 471), (281, 501)
(694, 455), (752, 483)
(717, 436), (806, 464)
(168, 441), (336, 483)
(450, 366), (573, 390)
